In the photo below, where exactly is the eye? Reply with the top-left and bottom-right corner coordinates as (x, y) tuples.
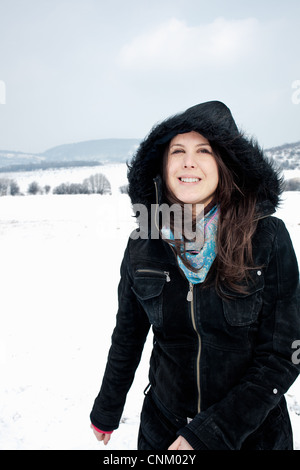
(170, 148), (184, 155)
(198, 148), (213, 155)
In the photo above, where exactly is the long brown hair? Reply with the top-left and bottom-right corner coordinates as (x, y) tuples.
(161, 143), (261, 295)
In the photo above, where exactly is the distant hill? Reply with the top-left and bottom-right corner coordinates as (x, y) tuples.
(0, 137), (299, 172)
(43, 138), (141, 162)
(0, 150), (45, 168)
(0, 138), (140, 171)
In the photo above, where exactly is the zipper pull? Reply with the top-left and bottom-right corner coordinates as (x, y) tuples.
(164, 271), (171, 282)
(187, 282), (193, 302)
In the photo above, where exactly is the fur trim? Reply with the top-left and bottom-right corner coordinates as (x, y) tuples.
(128, 101), (283, 215)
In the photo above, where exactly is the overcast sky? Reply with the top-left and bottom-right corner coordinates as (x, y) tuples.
(0, 0), (299, 153)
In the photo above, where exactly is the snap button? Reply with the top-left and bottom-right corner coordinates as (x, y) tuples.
(257, 270), (262, 276)
(273, 388), (278, 394)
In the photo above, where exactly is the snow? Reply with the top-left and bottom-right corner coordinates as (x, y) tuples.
(0, 163), (299, 450)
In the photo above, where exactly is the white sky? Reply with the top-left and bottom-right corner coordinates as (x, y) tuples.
(0, 0), (299, 153)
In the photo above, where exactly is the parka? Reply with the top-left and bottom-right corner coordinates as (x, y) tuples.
(90, 101), (300, 450)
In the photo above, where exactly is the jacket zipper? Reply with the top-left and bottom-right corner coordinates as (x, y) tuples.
(136, 268), (171, 282)
(153, 179), (160, 234)
(153, 179), (201, 411)
(187, 281), (201, 413)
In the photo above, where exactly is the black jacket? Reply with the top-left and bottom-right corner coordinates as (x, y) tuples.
(90, 102), (300, 450)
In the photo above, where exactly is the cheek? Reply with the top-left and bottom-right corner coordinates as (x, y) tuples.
(206, 161), (219, 185)
(211, 171), (219, 189)
(166, 161), (177, 185)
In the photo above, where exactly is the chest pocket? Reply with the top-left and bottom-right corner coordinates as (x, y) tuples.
(132, 269), (170, 329)
(220, 271), (264, 326)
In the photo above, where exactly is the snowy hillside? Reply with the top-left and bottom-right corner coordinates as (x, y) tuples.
(0, 163), (299, 450)
(266, 141), (300, 171)
(0, 138), (140, 168)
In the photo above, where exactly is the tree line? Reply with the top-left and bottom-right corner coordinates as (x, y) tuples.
(0, 160), (102, 173)
(53, 173), (111, 195)
(0, 173), (118, 196)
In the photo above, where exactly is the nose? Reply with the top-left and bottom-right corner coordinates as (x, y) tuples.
(182, 152), (197, 168)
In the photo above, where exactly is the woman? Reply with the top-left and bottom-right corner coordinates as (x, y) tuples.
(90, 101), (300, 450)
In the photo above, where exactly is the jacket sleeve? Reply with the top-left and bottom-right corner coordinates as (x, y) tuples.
(179, 219), (300, 450)
(90, 240), (151, 432)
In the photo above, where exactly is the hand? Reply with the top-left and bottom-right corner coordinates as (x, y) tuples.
(90, 424), (111, 445)
(168, 436), (194, 450)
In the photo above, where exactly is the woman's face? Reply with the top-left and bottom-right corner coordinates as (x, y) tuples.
(165, 131), (219, 207)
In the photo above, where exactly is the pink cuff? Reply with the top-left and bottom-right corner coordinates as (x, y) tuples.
(91, 423), (113, 434)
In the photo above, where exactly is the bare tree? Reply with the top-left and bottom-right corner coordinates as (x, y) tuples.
(0, 178), (20, 196)
(28, 181), (42, 195)
(284, 177), (300, 191)
(83, 173), (111, 194)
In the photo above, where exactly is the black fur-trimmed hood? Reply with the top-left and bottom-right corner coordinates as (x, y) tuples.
(128, 101), (283, 216)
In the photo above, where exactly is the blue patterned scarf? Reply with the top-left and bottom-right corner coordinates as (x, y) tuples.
(162, 205), (219, 284)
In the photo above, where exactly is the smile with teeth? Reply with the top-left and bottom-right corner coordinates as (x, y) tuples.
(179, 177), (201, 183)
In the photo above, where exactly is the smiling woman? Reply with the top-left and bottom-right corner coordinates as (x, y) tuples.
(90, 101), (300, 451)
(165, 132), (219, 207)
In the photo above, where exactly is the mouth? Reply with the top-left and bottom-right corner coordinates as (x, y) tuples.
(179, 177), (201, 183)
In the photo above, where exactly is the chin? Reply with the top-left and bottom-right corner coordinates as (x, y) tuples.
(176, 194), (205, 205)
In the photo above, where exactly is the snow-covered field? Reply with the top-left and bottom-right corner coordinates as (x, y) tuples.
(0, 163), (299, 450)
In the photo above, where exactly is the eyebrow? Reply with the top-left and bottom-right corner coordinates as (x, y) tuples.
(170, 143), (212, 149)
